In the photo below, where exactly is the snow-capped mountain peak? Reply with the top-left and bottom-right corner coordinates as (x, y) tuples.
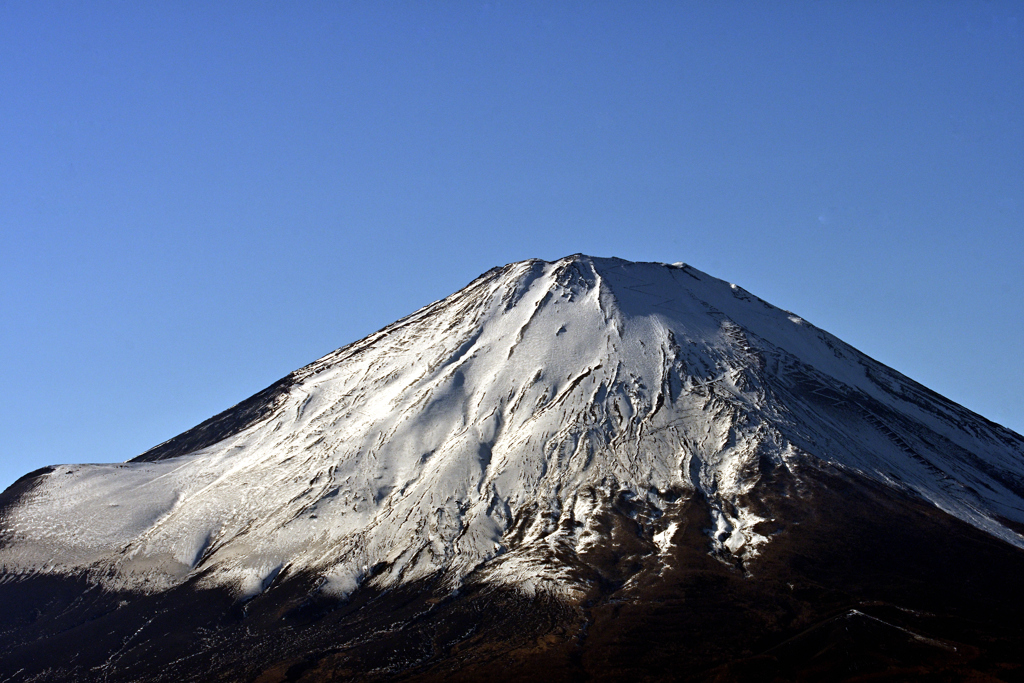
(2, 255), (1023, 602)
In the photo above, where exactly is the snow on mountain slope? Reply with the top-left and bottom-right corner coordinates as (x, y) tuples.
(2, 255), (1023, 600)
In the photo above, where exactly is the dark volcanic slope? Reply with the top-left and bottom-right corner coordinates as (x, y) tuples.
(2, 461), (1023, 682)
(133, 377), (296, 463)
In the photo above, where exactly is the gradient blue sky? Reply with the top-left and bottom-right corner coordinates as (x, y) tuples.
(2, 1), (1022, 491)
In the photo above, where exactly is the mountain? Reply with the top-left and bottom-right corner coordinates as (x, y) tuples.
(2, 254), (1024, 682)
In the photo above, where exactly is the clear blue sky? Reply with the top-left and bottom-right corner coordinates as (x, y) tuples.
(2, 2), (1021, 491)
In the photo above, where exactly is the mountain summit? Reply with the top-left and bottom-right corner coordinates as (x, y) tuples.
(3, 255), (1024, 682)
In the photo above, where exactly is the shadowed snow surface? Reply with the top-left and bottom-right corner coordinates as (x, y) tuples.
(2, 255), (1023, 598)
